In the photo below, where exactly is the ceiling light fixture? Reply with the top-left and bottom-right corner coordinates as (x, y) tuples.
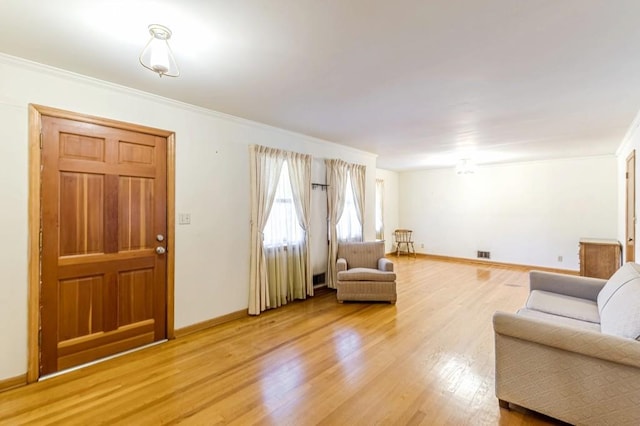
(456, 158), (477, 175)
(139, 24), (180, 77)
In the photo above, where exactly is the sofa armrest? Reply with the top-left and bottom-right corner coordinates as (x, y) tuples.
(529, 271), (606, 302)
(337, 258), (347, 273)
(378, 258), (394, 272)
(493, 311), (640, 368)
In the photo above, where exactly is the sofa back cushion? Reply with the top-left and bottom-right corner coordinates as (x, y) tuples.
(337, 241), (384, 269)
(598, 262), (640, 340)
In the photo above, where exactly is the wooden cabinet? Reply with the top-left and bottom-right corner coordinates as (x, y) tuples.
(579, 238), (621, 279)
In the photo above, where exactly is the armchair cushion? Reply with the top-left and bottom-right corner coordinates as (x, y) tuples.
(337, 241), (385, 269)
(338, 268), (396, 282)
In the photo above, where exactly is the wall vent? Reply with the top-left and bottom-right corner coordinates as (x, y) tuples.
(313, 273), (326, 286)
(477, 251), (491, 259)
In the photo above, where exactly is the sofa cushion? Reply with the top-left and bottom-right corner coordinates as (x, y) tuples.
(596, 262), (640, 340)
(526, 290), (600, 324)
(516, 308), (601, 332)
(338, 268), (396, 282)
(597, 262), (640, 314)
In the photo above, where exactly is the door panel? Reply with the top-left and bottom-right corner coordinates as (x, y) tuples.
(118, 269), (155, 325)
(59, 172), (104, 256)
(58, 276), (105, 340)
(119, 176), (155, 251)
(56, 320), (156, 372)
(59, 132), (105, 161)
(41, 116), (167, 376)
(58, 276), (104, 341)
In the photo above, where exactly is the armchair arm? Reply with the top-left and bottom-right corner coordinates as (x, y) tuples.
(529, 271), (606, 302)
(378, 258), (394, 272)
(493, 311), (640, 369)
(337, 258), (347, 273)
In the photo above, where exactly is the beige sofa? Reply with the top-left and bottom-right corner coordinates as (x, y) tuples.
(336, 241), (397, 303)
(493, 262), (640, 425)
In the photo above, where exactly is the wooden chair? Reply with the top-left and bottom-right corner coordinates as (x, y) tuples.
(394, 229), (415, 257)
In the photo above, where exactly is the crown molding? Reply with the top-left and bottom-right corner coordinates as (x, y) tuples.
(0, 52), (377, 160)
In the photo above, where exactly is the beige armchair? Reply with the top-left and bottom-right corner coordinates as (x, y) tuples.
(336, 241), (397, 303)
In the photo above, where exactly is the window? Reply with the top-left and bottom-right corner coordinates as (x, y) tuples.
(337, 174), (362, 242)
(263, 162), (304, 247)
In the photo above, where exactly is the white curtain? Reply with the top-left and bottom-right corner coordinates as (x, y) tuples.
(375, 179), (384, 240)
(264, 242), (305, 307)
(262, 162), (304, 247)
(350, 164), (366, 239)
(336, 173), (362, 242)
(249, 145), (312, 315)
(326, 159), (366, 288)
(249, 145), (285, 315)
(286, 151), (313, 297)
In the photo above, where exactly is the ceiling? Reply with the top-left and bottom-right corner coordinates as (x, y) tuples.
(2, 0), (640, 170)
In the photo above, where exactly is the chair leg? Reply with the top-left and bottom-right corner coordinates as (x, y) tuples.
(498, 399), (510, 410)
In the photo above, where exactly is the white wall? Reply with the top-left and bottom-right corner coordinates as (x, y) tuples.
(0, 54), (377, 381)
(310, 159), (328, 277)
(376, 169), (400, 253)
(400, 156), (618, 270)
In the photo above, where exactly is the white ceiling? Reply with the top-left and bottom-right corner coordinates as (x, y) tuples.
(2, 0), (640, 170)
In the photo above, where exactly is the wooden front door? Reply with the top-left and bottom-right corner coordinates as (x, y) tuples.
(40, 115), (168, 376)
(627, 150), (636, 263)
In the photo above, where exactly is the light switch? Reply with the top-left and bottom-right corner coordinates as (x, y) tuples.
(178, 213), (191, 225)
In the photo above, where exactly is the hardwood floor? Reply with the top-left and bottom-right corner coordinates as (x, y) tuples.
(0, 257), (567, 425)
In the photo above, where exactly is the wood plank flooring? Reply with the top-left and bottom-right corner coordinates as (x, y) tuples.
(0, 257), (567, 425)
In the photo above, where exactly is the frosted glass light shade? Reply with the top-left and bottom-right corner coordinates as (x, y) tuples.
(139, 24), (180, 77)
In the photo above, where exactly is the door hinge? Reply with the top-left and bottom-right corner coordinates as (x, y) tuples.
(39, 132), (43, 149)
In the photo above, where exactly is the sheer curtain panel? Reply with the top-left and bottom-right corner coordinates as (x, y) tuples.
(349, 163), (366, 239)
(287, 151), (313, 297)
(326, 159), (366, 288)
(249, 145), (285, 314)
(336, 174), (362, 242)
(249, 145), (312, 314)
(325, 159), (348, 288)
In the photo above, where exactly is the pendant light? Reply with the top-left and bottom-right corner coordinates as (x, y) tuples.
(139, 24), (180, 77)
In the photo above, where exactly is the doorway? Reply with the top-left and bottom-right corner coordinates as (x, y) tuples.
(627, 150), (636, 263)
(28, 105), (175, 381)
